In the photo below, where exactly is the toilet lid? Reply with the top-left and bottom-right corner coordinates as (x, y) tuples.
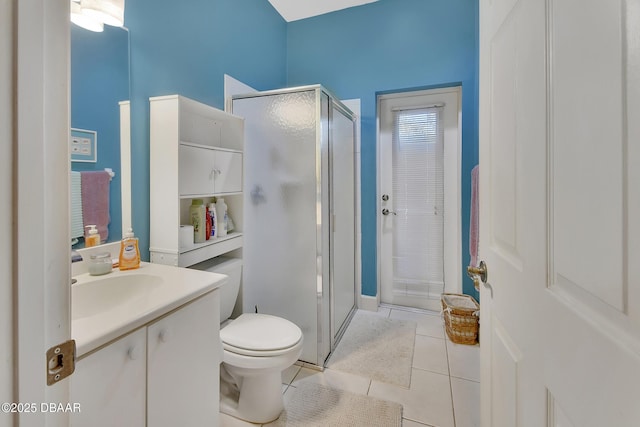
(220, 313), (302, 352)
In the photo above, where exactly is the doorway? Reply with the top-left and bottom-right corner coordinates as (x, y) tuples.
(377, 87), (461, 311)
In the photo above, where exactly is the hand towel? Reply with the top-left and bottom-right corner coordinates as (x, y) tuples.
(70, 171), (84, 240)
(81, 171), (111, 243)
(469, 165), (479, 266)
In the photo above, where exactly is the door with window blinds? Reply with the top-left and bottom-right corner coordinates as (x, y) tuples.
(388, 106), (445, 308)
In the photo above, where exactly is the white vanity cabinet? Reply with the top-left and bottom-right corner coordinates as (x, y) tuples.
(70, 328), (146, 427)
(150, 94), (244, 268)
(70, 291), (220, 427)
(147, 290), (220, 426)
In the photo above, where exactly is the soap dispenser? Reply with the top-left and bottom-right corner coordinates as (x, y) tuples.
(85, 225), (100, 247)
(119, 228), (140, 270)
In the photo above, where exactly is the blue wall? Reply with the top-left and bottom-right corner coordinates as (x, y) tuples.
(287, 0), (479, 297)
(123, 0), (479, 298)
(125, 0), (287, 260)
(71, 24), (129, 243)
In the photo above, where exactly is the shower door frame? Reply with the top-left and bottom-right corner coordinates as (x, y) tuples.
(327, 95), (358, 359)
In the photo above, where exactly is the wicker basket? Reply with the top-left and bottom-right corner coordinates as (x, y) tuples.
(441, 293), (480, 345)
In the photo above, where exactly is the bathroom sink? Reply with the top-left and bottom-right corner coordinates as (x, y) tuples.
(71, 262), (228, 357)
(72, 274), (162, 320)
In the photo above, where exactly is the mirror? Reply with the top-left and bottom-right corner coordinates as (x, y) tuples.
(70, 24), (130, 247)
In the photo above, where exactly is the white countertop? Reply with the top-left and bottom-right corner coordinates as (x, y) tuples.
(72, 262), (227, 357)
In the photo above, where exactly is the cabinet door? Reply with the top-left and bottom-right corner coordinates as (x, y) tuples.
(147, 291), (220, 427)
(179, 144), (215, 196)
(213, 151), (242, 194)
(70, 328), (146, 427)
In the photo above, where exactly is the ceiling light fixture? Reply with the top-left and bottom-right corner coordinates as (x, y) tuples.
(82, 0), (125, 28)
(70, 1), (104, 32)
(69, 0), (125, 32)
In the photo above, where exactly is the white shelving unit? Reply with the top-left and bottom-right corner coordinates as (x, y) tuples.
(150, 94), (244, 267)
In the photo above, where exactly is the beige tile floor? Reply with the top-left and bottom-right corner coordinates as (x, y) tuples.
(220, 306), (480, 427)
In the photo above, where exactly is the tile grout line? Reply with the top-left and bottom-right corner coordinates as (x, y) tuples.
(443, 325), (458, 427)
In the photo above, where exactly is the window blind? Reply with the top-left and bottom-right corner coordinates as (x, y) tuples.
(391, 106), (445, 299)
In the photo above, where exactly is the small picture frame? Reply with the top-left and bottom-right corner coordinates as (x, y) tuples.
(70, 128), (97, 163)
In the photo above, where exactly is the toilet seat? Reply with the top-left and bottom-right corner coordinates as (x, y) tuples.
(220, 313), (302, 357)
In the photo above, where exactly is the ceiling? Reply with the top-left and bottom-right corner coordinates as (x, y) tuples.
(268, 0), (379, 22)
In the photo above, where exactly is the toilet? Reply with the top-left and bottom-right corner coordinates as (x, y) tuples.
(191, 257), (303, 424)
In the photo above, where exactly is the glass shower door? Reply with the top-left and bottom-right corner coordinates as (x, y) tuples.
(330, 102), (356, 342)
(234, 90), (321, 364)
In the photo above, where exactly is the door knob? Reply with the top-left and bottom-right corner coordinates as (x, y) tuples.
(382, 208), (396, 216)
(467, 261), (488, 291)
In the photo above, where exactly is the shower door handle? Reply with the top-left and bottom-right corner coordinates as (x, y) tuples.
(382, 208), (396, 216)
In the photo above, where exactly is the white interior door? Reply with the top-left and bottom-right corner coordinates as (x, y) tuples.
(478, 0), (640, 425)
(378, 89), (461, 311)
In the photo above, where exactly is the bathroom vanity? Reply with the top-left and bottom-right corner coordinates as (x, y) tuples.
(69, 263), (226, 426)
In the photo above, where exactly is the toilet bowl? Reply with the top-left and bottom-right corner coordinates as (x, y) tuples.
(190, 257), (302, 424)
(219, 313), (303, 423)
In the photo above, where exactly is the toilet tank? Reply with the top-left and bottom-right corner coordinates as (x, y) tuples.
(190, 257), (242, 323)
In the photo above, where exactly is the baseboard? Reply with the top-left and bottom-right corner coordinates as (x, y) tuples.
(359, 295), (378, 312)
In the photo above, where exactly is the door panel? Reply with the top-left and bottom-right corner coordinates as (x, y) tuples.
(491, 317), (521, 427)
(330, 103), (356, 339)
(235, 91), (322, 364)
(551, 0), (625, 311)
(70, 329), (146, 427)
(480, 0), (640, 426)
(147, 292), (220, 426)
(214, 150), (243, 194)
(179, 144), (215, 196)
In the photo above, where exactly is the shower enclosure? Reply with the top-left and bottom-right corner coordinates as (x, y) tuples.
(232, 86), (356, 366)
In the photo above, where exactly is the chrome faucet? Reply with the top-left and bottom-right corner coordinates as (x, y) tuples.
(71, 250), (83, 263)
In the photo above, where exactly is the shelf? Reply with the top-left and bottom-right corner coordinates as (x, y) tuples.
(179, 141), (243, 154)
(150, 233), (243, 268)
(179, 232), (242, 255)
(179, 192), (242, 199)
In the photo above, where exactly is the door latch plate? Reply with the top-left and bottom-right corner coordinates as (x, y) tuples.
(46, 339), (76, 385)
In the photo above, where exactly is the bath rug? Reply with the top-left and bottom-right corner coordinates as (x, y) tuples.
(327, 310), (416, 387)
(267, 382), (402, 427)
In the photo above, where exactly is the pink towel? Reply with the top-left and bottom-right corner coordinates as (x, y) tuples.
(81, 171), (111, 243)
(469, 165), (479, 267)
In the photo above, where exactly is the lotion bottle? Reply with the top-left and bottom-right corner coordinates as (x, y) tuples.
(85, 225), (100, 247)
(119, 228), (140, 270)
(190, 199), (206, 243)
(208, 203), (217, 238)
(216, 197), (228, 237)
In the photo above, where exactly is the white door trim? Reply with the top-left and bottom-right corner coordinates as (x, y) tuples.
(15, 1), (71, 425)
(376, 86), (462, 309)
(0, 0), (14, 411)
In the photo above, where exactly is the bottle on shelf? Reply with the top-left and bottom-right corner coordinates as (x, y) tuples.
(190, 199), (206, 243)
(216, 197), (228, 237)
(209, 202), (217, 239)
(205, 204), (211, 241)
(85, 225), (100, 247)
